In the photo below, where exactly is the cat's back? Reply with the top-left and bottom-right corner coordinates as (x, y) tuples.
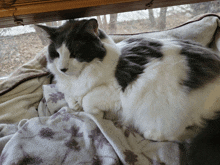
(115, 37), (220, 141)
(115, 37), (220, 93)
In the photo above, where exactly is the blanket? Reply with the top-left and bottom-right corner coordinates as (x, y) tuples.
(0, 14), (220, 165)
(0, 84), (183, 165)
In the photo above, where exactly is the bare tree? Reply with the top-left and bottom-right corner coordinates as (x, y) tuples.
(157, 7), (167, 30)
(109, 14), (118, 34)
(190, 1), (220, 16)
(97, 16), (103, 29)
(97, 15), (108, 32)
(103, 15), (108, 32)
(148, 9), (156, 27)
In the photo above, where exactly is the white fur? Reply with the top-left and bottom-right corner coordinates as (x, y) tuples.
(120, 40), (190, 141)
(47, 36), (122, 117)
(54, 44), (87, 77)
(120, 39), (220, 141)
(47, 36), (220, 141)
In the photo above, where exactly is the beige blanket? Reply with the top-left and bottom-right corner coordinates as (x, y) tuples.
(0, 14), (219, 165)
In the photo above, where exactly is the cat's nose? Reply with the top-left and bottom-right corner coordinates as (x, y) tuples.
(60, 68), (68, 73)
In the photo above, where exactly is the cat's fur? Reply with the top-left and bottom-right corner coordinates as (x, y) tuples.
(38, 19), (121, 117)
(38, 18), (220, 141)
(188, 114), (220, 165)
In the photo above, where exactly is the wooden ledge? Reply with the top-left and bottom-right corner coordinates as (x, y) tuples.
(0, 0), (214, 28)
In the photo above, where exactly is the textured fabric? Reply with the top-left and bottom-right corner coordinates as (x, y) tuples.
(0, 46), (49, 95)
(0, 84), (180, 165)
(112, 14), (220, 53)
(0, 47), (50, 124)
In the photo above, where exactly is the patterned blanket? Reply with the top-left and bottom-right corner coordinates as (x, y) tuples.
(0, 84), (184, 165)
(0, 14), (220, 165)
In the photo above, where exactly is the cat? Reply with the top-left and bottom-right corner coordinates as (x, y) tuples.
(38, 18), (220, 141)
(188, 113), (220, 165)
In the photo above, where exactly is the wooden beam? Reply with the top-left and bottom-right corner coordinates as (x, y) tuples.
(0, 0), (214, 28)
(0, 0), (140, 18)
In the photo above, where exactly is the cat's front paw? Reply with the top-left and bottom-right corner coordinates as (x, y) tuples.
(84, 107), (101, 114)
(143, 130), (166, 141)
(84, 108), (104, 118)
(68, 101), (83, 111)
(143, 129), (180, 141)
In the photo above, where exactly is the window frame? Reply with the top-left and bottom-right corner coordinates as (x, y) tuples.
(0, 0), (214, 28)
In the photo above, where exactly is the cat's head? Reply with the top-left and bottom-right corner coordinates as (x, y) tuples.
(37, 19), (109, 76)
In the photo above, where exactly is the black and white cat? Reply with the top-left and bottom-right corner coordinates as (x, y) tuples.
(38, 18), (220, 141)
(188, 114), (220, 165)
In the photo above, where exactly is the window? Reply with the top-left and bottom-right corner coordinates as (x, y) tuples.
(0, 1), (219, 78)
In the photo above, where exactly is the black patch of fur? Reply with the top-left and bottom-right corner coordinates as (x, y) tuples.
(65, 28), (106, 62)
(180, 40), (220, 90)
(40, 19), (106, 63)
(115, 38), (163, 91)
(188, 113), (220, 165)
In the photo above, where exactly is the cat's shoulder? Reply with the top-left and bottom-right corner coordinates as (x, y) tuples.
(115, 37), (164, 91)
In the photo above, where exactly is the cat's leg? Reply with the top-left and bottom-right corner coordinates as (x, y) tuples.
(143, 125), (185, 142)
(65, 94), (83, 111)
(142, 114), (192, 141)
(143, 127), (186, 142)
(82, 85), (121, 116)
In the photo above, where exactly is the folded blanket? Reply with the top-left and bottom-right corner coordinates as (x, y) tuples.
(0, 47), (50, 124)
(0, 14), (220, 165)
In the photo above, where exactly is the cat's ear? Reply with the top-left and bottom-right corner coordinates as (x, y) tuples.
(83, 19), (99, 36)
(36, 25), (57, 41)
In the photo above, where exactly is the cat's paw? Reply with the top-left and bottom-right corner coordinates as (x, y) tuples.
(143, 130), (166, 141)
(84, 107), (102, 114)
(143, 129), (180, 141)
(68, 101), (83, 111)
(84, 108), (104, 118)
